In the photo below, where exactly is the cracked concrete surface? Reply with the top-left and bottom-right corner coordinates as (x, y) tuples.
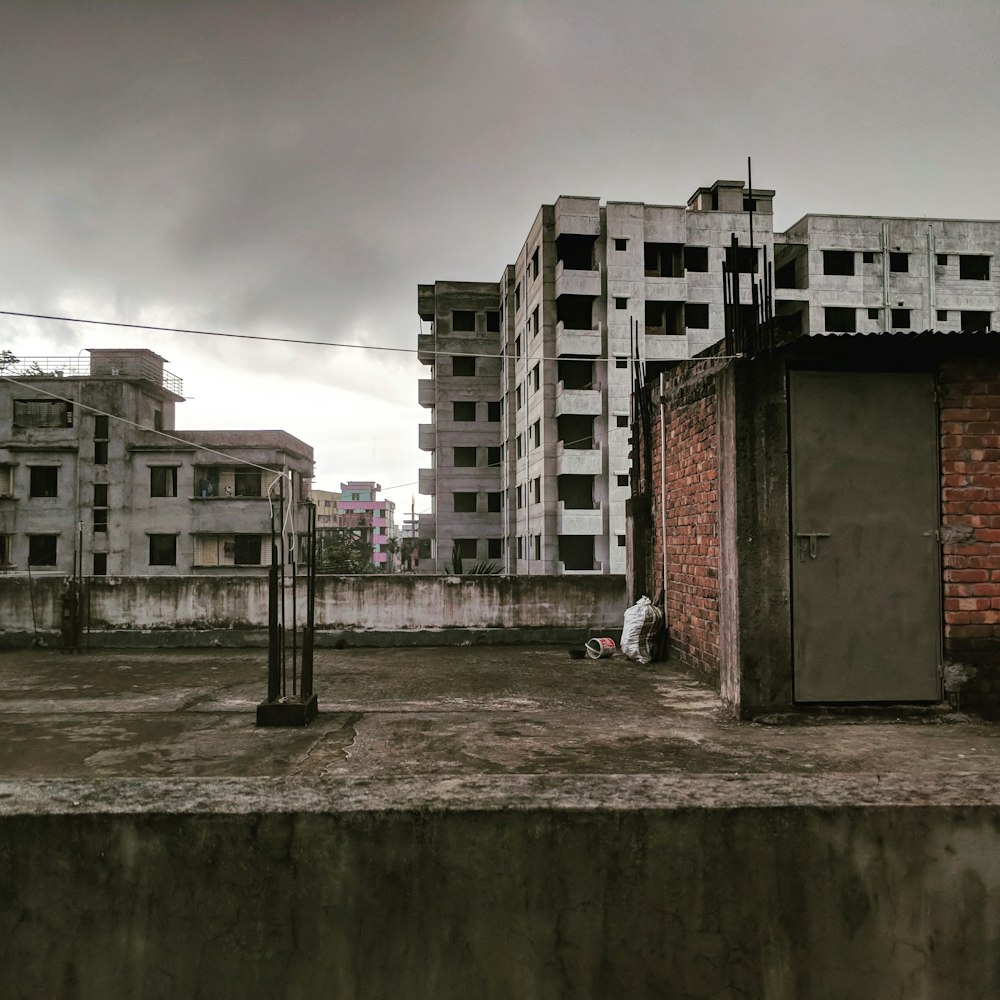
(0, 644), (998, 800)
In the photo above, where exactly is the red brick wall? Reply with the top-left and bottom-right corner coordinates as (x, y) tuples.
(940, 357), (1000, 713)
(646, 363), (720, 676)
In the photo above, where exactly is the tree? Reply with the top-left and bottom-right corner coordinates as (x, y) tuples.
(0, 350), (18, 371)
(314, 528), (373, 574)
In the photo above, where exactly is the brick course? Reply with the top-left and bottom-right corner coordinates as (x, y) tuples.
(644, 359), (721, 677)
(940, 357), (1000, 714)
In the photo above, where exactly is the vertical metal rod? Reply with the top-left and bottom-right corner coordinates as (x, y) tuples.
(267, 502), (280, 702)
(301, 501), (316, 700)
(279, 475), (287, 699)
(290, 475), (298, 698)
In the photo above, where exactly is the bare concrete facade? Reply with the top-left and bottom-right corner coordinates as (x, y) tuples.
(0, 348), (313, 577)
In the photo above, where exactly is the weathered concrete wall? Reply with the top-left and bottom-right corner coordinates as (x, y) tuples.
(0, 573), (626, 644)
(2, 781), (999, 1000)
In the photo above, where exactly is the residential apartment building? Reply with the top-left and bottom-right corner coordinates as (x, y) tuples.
(418, 178), (1000, 574)
(337, 481), (397, 570)
(417, 179), (772, 574)
(0, 348), (313, 576)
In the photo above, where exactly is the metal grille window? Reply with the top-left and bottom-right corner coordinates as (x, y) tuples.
(14, 400), (72, 428)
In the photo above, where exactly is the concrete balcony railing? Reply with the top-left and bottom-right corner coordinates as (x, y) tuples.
(554, 260), (601, 298)
(418, 379), (435, 407)
(418, 423), (436, 451)
(555, 441), (602, 476)
(555, 383), (602, 417)
(418, 468), (436, 495)
(644, 334), (692, 361)
(644, 276), (687, 300)
(555, 321), (602, 357)
(556, 503), (603, 535)
(417, 334), (436, 364)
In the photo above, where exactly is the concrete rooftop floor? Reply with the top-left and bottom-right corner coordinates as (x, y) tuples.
(2, 644), (1000, 814)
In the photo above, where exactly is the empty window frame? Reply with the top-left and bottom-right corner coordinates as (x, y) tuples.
(0, 534), (11, 567)
(615, 414), (629, 428)
(0, 465), (13, 496)
(514, 335), (522, 358)
(517, 484), (524, 509)
(617, 474), (629, 487)
(93, 552), (107, 576)
(13, 400), (72, 428)
(93, 483), (108, 507)
(558, 535), (594, 571)
(487, 446), (501, 467)
(487, 492), (502, 513)
(453, 492), (477, 513)
(452, 310), (476, 332)
(532, 305), (540, 337)
(889, 252), (908, 273)
(487, 538), (503, 559)
(514, 283), (521, 311)
(454, 447), (477, 468)
(645, 301), (684, 336)
(618, 535), (626, 547)
(644, 243), (683, 278)
(532, 477), (540, 503)
(936, 254), (949, 267)
(825, 307), (857, 333)
(823, 250), (855, 277)
(94, 441), (108, 464)
(532, 420), (541, 447)
(94, 415), (109, 439)
(868, 308), (880, 320)
(453, 402), (477, 422)
(614, 238), (628, 251)
(960, 255), (990, 280)
(937, 309), (949, 322)
(487, 401), (501, 422)
(515, 385), (523, 409)
(615, 297), (628, 310)
(452, 355), (476, 376)
(615, 357), (628, 369)
(28, 535), (57, 566)
(960, 310), (992, 332)
(150, 466), (178, 497)
(890, 308), (911, 329)
(29, 466), (58, 498)
(148, 534), (177, 566)
(862, 251), (875, 264)
(685, 303), (710, 329)
(532, 363), (540, 392)
(534, 534), (541, 560)
(485, 310), (501, 332)
(531, 246), (540, 281)
(93, 508), (108, 532)
(683, 246), (709, 272)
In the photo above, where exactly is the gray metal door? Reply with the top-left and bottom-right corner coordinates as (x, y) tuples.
(790, 371), (941, 701)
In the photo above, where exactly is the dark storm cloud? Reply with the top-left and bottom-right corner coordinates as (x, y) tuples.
(1, 0), (999, 485)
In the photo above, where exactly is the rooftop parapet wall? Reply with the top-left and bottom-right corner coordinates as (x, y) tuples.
(0, 573), (626, 639)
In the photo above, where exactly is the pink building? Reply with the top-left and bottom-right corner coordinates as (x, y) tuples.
(337, 481), (396, 569)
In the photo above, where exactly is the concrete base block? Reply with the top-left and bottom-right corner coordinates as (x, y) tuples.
(256, 694), (319, 727)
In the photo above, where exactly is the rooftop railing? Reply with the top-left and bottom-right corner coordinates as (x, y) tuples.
(0, 355), (183, 395)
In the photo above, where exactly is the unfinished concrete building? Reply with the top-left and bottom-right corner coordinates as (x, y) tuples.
(418, 179), (772, 573)
(0, 348), (313, 577)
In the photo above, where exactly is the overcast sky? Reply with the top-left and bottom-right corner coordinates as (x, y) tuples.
(2, 0), (998, 512)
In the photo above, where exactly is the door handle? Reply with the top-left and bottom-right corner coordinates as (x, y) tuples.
(795, 532), (831, 561)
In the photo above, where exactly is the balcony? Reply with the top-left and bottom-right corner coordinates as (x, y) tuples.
(418, 379), (435, 407)
(555, 320), (602, 357)
(644, 335), (691, 361)
(418, 468), (436, 495)
(644, 276), (687, 300)
(555, 384), (602, 417)
(417, 334), (436, 364)
(418, 423), (436, 451)
(555, 442), (602, 475)
(554, 260), (601, 298)
(556, 503), (603, 535)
